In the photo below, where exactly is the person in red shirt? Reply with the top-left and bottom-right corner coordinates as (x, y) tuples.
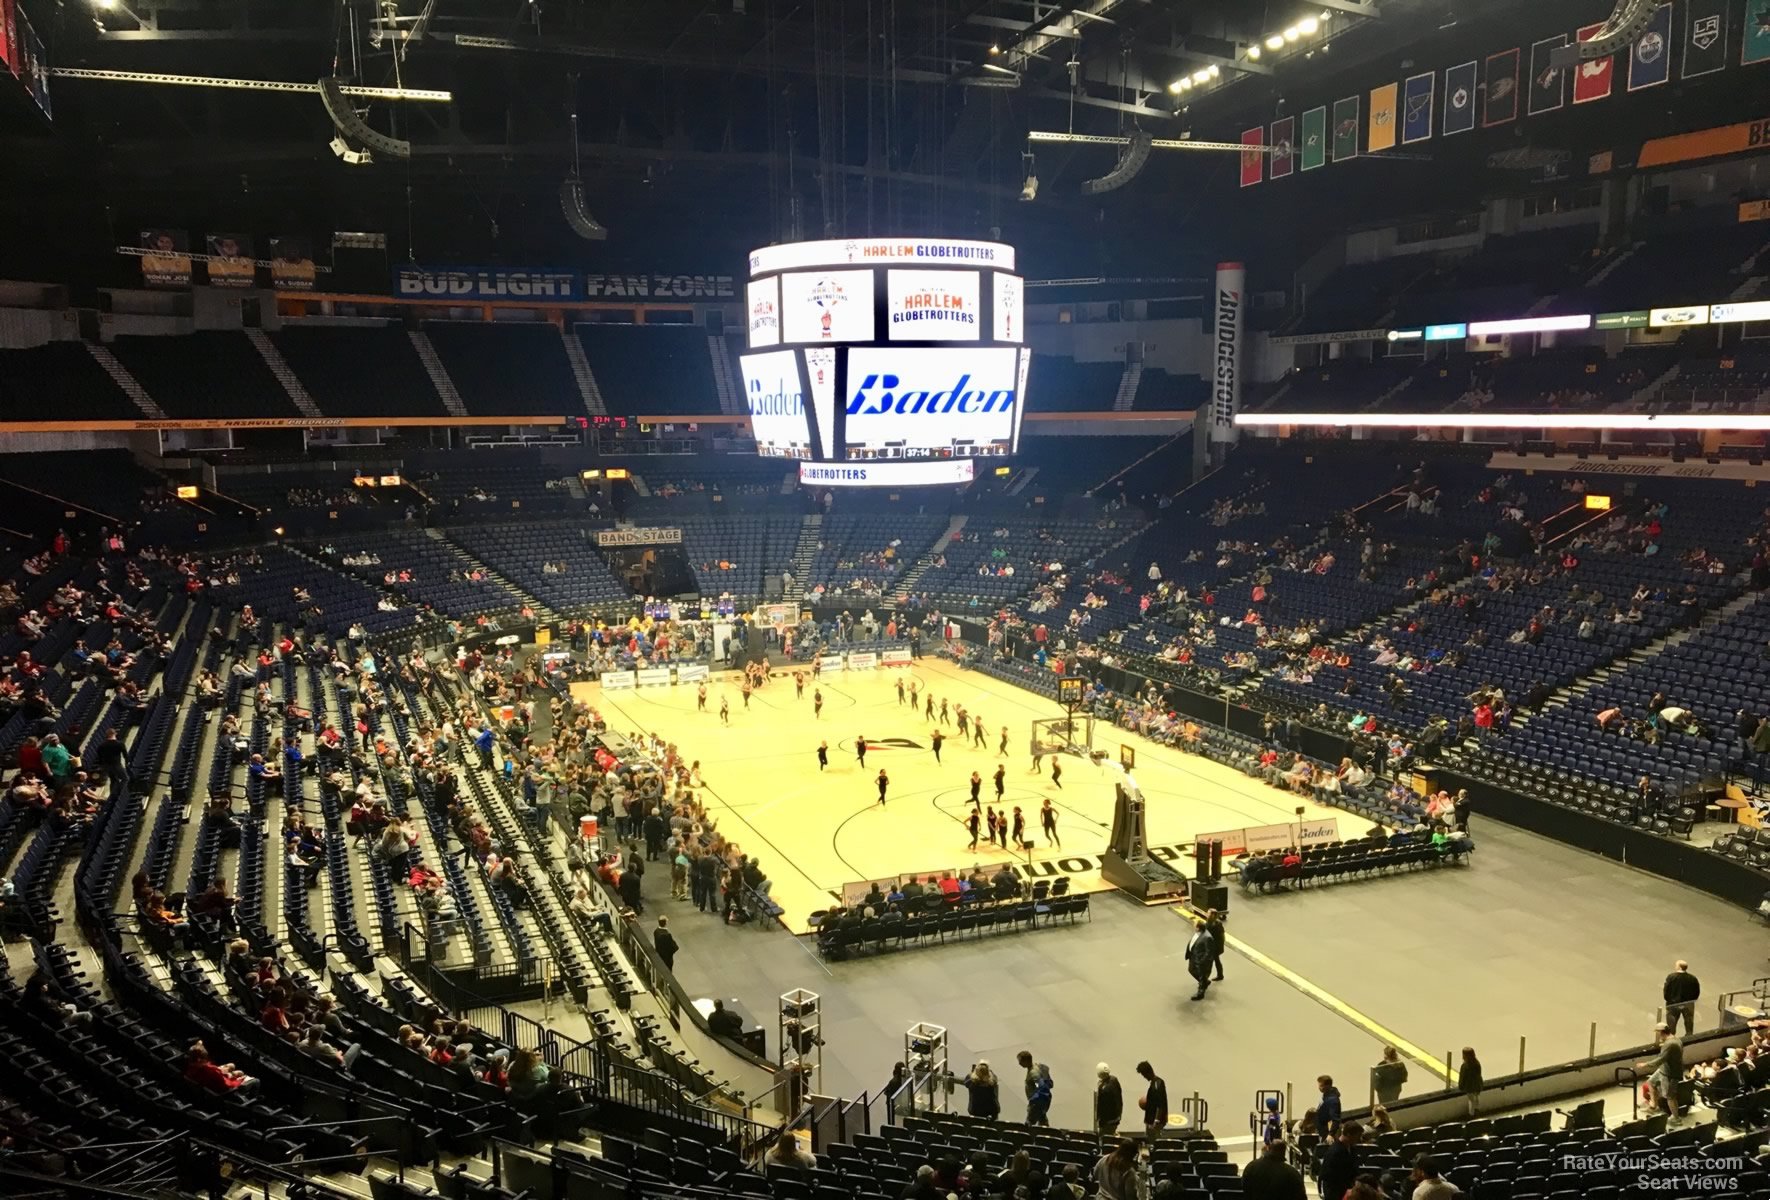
(16, 736), (48, 781)
(1473, 703), (1494, 731)
(185, 1042), (260, 1095)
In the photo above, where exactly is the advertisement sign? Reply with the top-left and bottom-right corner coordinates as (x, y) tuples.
(601, 671), (637, 690)
(1711, 301), (1770, 324)
(1639, 116), (1770, 168)
(1595, 310), (1650, 329)
(1211, 262), (1245, 444)
(737, 350), (812, 460)
(818, 654), (845, 673)
(993, 273), (1023, 343)
(781, 270), (875, 343)
(1467, 314), (1592, 336)
(677, 663), (710, 683)
(842, 346), (1019, 458)
(1199, 817), (1341, 857)
(881, 648), (912, 666)
(750, 238), (1014, 276)
(746, 277), (780, 349)
(635, 667), (672, 687)
(887, 269), (980, 341)
(139, 229), (193, 288)
(1650, 305), (1710, 328)
(269, 237), (317, 290)
(847, 651), (878, 670)
(1270, 328), (1389, 346)
(805, 348), (837, 459)
(395, 265), (581, 301)
(799, 460), (976, 488)
(581, 272), (735, 299)
(1742, 199), (1770, 223)
(593, 527), (683, 547)
(1423, 323), (1467, 341)
(206, 233), (256, 287)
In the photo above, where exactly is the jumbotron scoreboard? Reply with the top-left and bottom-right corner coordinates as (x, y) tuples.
(739, 237), (1030, 488)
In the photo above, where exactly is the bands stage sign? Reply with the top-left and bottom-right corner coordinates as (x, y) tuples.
(593, 527), (683, 547)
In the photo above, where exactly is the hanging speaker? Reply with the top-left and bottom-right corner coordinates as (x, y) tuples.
(1081, 130), (1152, 195)
(318, 77), (411, 159)
(1549, 0), (1654, 65)
(560, 179), (609, 241)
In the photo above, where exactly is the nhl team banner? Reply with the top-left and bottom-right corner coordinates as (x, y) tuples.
(1629, 4), (1674, 89)
(139, 230), (193, 288)
(1684, 0), (1728, 78)
(1367, 82), (1398, 153)
(206, 234), (256, 287)
(1331, 95), (1360, 162)
(1748, 0), (1770, 64)
(269, 236), (317, 291)
(1269, 116), (1296, 179)
(1573, 24), (1616, 102)
(1300, 106), (1328, 170)
(1239, 127), (1265, 187)
(1442, 61), (1477, 135)
(1484, 48), (1521, 126)
(1528, 35), (1569, 115)
(1401, 73), (1434, 144)
(395, 265), (584, 301)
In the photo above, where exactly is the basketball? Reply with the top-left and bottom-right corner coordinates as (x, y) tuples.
(1138, 1097), (1147, 1110)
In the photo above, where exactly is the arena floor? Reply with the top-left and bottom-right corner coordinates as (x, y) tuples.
(578, 658), (1349, 932)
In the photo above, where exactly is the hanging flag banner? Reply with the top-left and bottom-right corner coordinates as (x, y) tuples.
(1401, 72), (1434, 143)
(268, 236), (317, 291)
(1332, 95), (1360, 162)
(1443, 60), (1478, 135)
(1367, 82), (1399, 152)
(1573, 23), (1616, 101)
(1484, 48), (1521, 125)
(1269, 116), (1296, 179)
(1239, 127), (1265, 187)
(1745, 0), (1770, 64)
(0, 0), (14, 78)
(1684, 0), (1728, 77)
(1300, 106), (1328, 171)
(21, 5), (44, 118)
(1528, 35), (1569, 114)
(139, 230), (193, 288)
(205, 234), (256, 287)
(1629, 4), (1674, 90)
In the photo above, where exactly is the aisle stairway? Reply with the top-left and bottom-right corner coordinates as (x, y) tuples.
(408, 331), (471, 417)
(423, 527), (556, 621)
(561, 326), (607, 417)
(246, 329), (326, 419)
(783, 513), (821, 602)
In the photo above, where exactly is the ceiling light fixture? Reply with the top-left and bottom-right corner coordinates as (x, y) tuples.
(1299, 16), (1319, 34)
(1246, 44), (1261, 60)
(1283, 26), (1301, 41)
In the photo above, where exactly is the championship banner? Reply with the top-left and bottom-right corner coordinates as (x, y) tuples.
(1269, 116), (1295, 179)
(1573, 24), (1616, 102)
(1748, 0), (1770, 65)
(1300, 106), (1328, 170)
(677, 663), (711, 684)
(1367, 82), (1398, 153)
(1629, 4), (1674, 90)
(1331, 95), (1360, 161)
(140, 230), (193, 288)
(818, 654), (845, 674)
(847, 651), (878, 670)
(635, 667), (672, 687)
(395, 265), (582, 301)
(1238, 127), (1265, 187)
(601, 670), (637, 690)
(1401, 73), (1434, 144)
(594, 527), (683, 547)
(1484, 48), (1521, 126)
(581, 272), (736, 300)
(1684, 0), (1728, 78)
(269, 237), (317, 290)
(1528, 35), (1569, 115)
(206, 234), (256, 287)
(881, 648), (912, 666)
(1442, 60), (1477, 135)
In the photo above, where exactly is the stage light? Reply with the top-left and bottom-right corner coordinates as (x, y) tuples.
(95, 0), (116, 8)
(1299, 16), (1319, 35)
(1020, 151), (1039, 201)
(174, 485), (198, 500)
(1284, 26), (1300, 41)
(989, 44), (1000, 55)
(329, 135), (373, 166)
(273, 527), (286, 537)
(1265, 34), (1285, 49)
(1246, 44), (1261, 59)
(1191, 68), (1210, 83)
(1169, 79), (1185, 93)
(1207, 64), (1219, 78)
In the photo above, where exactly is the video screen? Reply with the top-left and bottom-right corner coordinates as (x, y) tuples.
(746, 277), (780, 348)
(738, 349), (813, 460)
(780, 269), (875, 343)
(887, 268), (980, 342)
(842, 346), (1020, 460)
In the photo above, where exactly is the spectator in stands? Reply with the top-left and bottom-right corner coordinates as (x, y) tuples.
(1662, 960), (1700, 1036)
(1017, 1050), (1054, 1125)
(1410, 1154), (1461, 1200)
(962, 1061), (1001, 1120)
(1314, 1075), (1342, 1140)
(1242, 1138), (1305, 1200)
(1136, 1060), (1169, 1141)
(707, 999), (744, 1040)
(1093, 1140), (1145, 1200)
(1093, 1064), (1123, 1138)
(1319, 1121), (1364, 1200)
(1458, 1047), (1484, 1116)
(1637, 1023), (1683, 1120)
(1371, 1047), (1408, 1105)
(653, 916), (678, 971)
(39, 734), (75, 785)
(184, 1041), (260, 1096)
(767, 1130), (817, 1171)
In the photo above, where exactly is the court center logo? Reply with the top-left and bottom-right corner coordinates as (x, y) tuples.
(853, 737), (925, 752)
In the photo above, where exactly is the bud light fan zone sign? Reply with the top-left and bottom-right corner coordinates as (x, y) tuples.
(843, 347), (1020, 459)
(738, 350), (813, 460)
(396, 266), (583, 301)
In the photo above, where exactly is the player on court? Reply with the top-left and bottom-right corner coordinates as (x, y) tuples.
(794, 670), (805, 698)
(908, 681), (919, 709)
(998, 725), (1010, 756)
(876, 768), (889, 806)
(741, 678), (753, 709)
(1041, 798), (1061, 847)
(696, 684), (707, 711)
(1031, 739), (1044, 775)
(812, 656), (822, 681)
(972, 715), (987, 748)
(1011, 806), (1027, 848)
(994, 764), (1006, 801)
(817, 741), (829, 771)
(896, 678), (906, 705)
(856, 736), (868, 768)
(939, 698), (950, 725)
(956, 707), (969, 739)
(969, 771), (982, 805)
(813, 689), (823, 718)
(1050, 758), (1063, 789)
(930, 728), (944, 763)
(966, 806), (982, 851)
(924, 692), (935, 721)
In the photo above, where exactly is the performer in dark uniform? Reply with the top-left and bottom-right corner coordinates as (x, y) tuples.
(817, 741), (829, 771)
(969, 771), (982, 805)
(876, 769), (889, 806)
(856, 736), (868, 768)
(966, 806), (981, 851)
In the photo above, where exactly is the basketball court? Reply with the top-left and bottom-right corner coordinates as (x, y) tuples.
(576, 657), (1348, 932)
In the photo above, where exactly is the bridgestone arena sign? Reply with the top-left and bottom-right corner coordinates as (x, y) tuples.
(594, 527), (683, 547)
(1211, 262), (1245, 445)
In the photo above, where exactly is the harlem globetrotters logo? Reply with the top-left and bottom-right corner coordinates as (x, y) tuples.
(809, 276), (849, 338)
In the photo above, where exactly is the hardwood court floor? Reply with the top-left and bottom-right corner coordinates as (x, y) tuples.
(579, 659), (1346, 933)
